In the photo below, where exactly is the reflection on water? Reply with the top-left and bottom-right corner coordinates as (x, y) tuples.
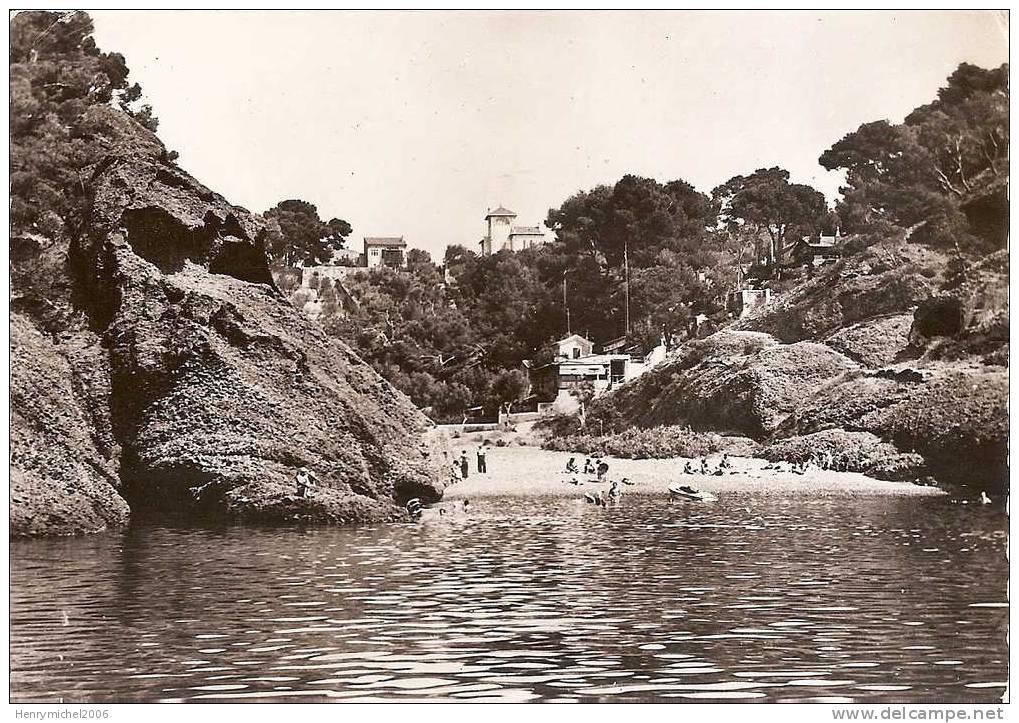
(10, 494), (1008, 703)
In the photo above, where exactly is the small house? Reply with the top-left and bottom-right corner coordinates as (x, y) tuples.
(554, 333), (595, 360)
(530, 334), (667, 412)
(364, 237), (407, 269)
(784, 230), (842, 268)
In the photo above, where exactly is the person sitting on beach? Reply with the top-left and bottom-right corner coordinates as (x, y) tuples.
(565, 457), (579, 474)
(583, 458), (595, 475)
(596, 459), (609, 481)
(699, 458), (709, 475)
(683, 460), (694, 474)
(720, 453), (731, 469)
(295, 467), (317, 498)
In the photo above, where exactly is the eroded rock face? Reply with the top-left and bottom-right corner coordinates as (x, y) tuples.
(11, 109), (443, 536)
(586, 235), (1007, 492)
(589, 331), (859, 438)
(11, 314), (130, 536)
(775, 364), (1008, 492)
(736, 240), (946, 343)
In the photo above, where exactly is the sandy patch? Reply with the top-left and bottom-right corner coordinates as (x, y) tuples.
(440, 446), (945, 499)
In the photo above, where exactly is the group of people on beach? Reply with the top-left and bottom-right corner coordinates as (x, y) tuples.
(584, 479), (624, 507)
(564, 456), (610, 482)
(682, 453), (733, 476)
(761, 459), (811, 474)
(562, 457), (634, 508)
(447, 445), (489, 485)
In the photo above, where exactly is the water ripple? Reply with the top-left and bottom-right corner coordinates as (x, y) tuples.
(10, 494), (1008, 703)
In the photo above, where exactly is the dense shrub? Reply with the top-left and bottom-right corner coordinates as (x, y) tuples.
(764, 429), (925, 479)
(532, 411), (582, 439)
(541, 425), (728, 459)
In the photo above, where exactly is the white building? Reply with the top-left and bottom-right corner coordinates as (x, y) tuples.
(297, 236), (408, 289)
(555, 333), (595, 360)
(480, 206), (547, 255)
(364, 236), (407, 269)
(532, 334), (668, 412)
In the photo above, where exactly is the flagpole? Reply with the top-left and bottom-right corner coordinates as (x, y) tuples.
(624, 239), (630, 336)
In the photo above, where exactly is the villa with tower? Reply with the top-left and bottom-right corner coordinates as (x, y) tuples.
(479, 206), (547, 255)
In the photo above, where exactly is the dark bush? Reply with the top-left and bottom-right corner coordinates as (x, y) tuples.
(913, 296), (965, 337)
(541, 425), (727, 459)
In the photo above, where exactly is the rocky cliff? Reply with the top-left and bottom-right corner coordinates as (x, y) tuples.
(11, 108), (444, 537)
(587, 235), (1008, 492)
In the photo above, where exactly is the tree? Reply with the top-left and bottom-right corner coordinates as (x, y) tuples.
(10, 11), (161, 241)
(324, 217), (352, 247)
(543, 174), (718, 341)
(819, 63), (1008, 251)
(263, 199), (351, 266)
(545, 175), (716, 268)
(406, 248), (437, 277)
(491, 369), (529, 412)
(711, 167), (827, 265)
(574, 381), (597, 429)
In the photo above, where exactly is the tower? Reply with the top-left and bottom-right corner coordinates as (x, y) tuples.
(481, 206), (517, 255)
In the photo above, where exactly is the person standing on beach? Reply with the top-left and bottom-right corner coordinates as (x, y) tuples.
(460, 450), (470, 479)
(477, 445), (488, 474)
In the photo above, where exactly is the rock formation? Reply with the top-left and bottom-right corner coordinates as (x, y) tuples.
(586, 236), (1008, 492)
(11, 108), (444, 537)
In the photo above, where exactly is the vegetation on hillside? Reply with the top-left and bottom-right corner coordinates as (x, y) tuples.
(270, 61), (1006, 425)
(11, 11), (162, 244)
(821, 62), (1008, 252)
(539, 425), (740, 460)
(560, 64), (1009, 489)
(277, 168), (838, 420)
(263, 199), (352, 266)
(13, 8), (1004, 451)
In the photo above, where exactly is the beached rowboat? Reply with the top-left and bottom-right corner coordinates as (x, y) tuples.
(668, 485), (718, 502)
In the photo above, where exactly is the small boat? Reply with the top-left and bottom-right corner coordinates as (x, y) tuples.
(406, 498), (449, 521)
(668, 485), (717, 502)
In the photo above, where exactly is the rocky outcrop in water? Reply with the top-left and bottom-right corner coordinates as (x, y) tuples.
(586, 237), (1008, 492)
(11, 108), (444, 537)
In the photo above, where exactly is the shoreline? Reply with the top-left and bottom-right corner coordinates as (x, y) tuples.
(440, 445), (946, 499)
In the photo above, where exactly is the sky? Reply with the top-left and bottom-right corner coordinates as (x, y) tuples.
(90, 10), (1008, 261)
